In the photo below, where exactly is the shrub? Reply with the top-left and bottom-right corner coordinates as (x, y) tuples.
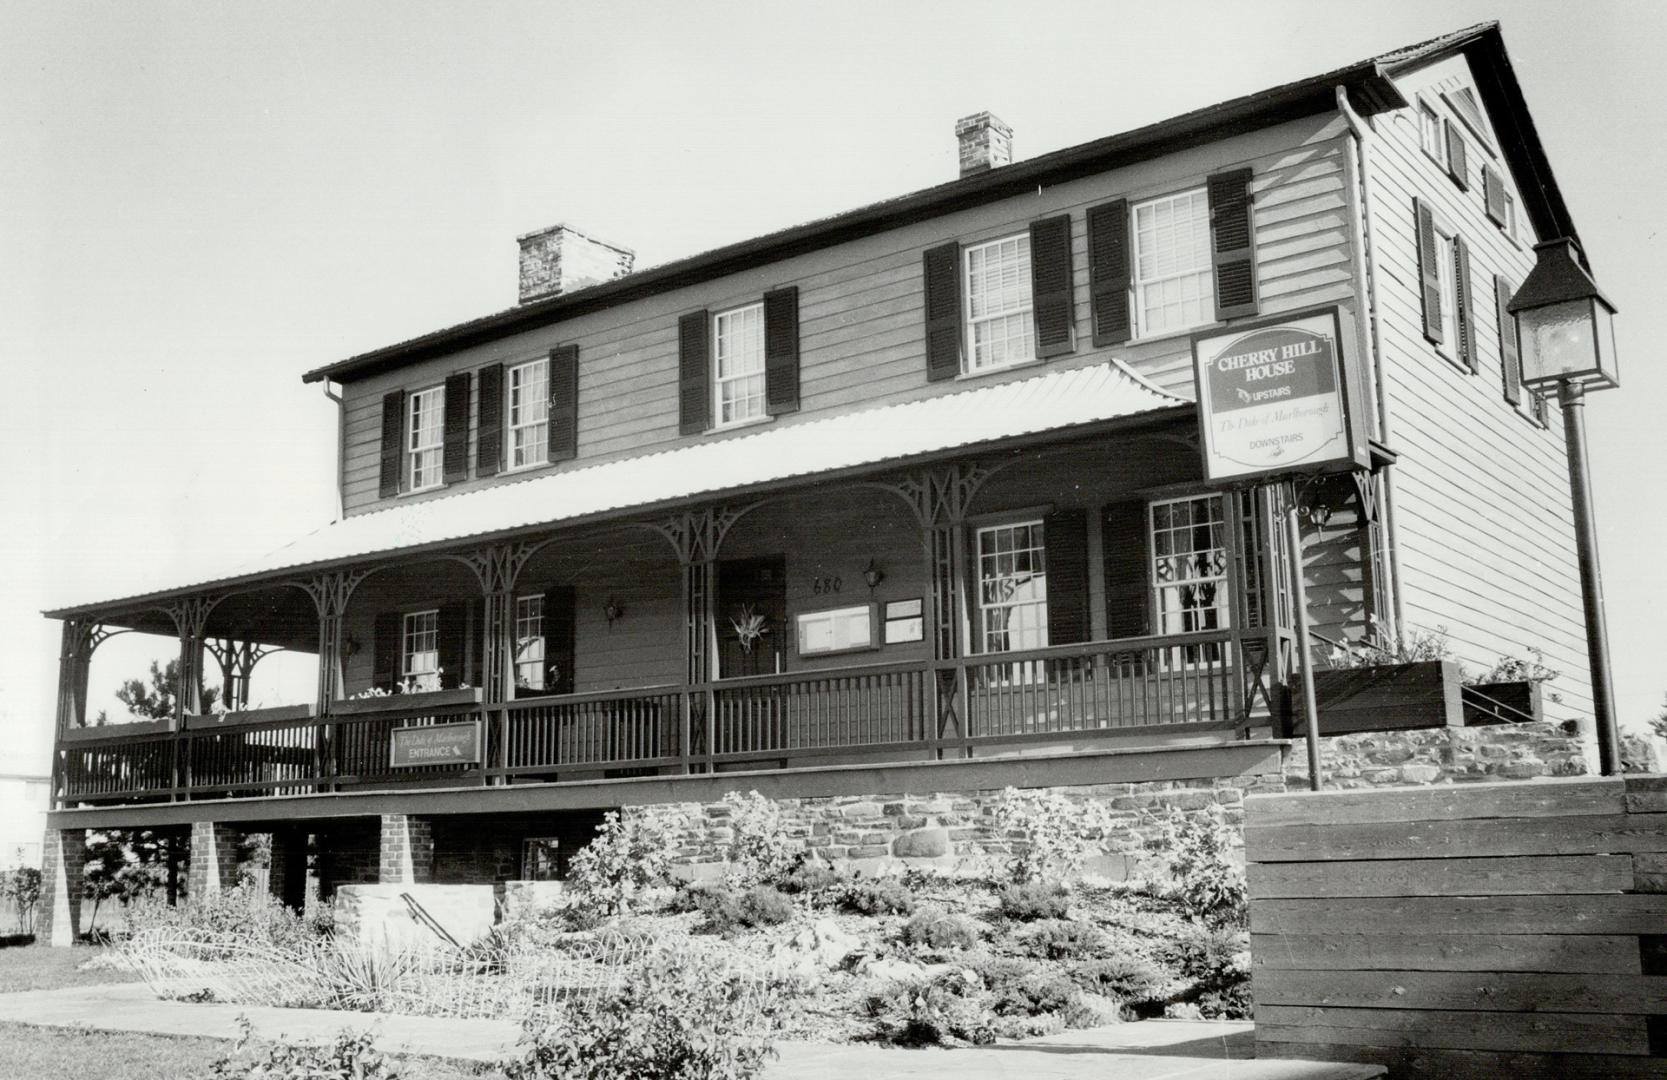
(0, 865), (42, 936)
(1069, 955), (1172, 1006)
(126, 885), (317, 952)
(901, 907), (981, 951)
(996, 880), (1070, 922)
(505, 945), (775, 1080)
(973, 956), (1083, 1032)
(863, 968), (995, 1047)
(1163, 807), (1247, 927)
(722, 791), (804, 888)
(1018, 919), (1105, 961)
(1164, 922), (1252, 1019)
(566, 810), (677, 916)
(838, 877), (915, 916)
(991, 788), (1116, 883)
(692, 885), (796, 935)
(778, 862), (841, 902)
(200, 1015), (397, 1080)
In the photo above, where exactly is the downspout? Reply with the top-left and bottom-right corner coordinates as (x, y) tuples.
(1336, 85), (1406, 639)
(322, 380), (346, 520)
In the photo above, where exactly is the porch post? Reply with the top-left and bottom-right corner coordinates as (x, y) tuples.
(458, 543), (537, 782)
(39, 827), (86, 947)
(660, 507), (741, 772)
(298, 570), (370, 791)
(167, 597), (217, 719)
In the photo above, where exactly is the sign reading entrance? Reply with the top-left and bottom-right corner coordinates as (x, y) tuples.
(1192, 307), (1367, 483)
(389, 721), (481, 768)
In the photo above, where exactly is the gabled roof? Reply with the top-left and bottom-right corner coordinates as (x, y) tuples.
(48, 361), (1187, 617)
(303, 22), (1579, 388)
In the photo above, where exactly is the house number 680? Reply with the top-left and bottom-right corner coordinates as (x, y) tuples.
(811, 576), (842, 595)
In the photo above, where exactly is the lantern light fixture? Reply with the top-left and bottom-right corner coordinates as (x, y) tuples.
(1508, 238), (1619, 391)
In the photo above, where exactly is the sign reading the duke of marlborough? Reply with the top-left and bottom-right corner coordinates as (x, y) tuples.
(1192, 307), (1367, 483)
(389, 721), (481, 768)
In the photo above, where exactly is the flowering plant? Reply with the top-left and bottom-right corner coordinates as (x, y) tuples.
(731, 605), (769, 655)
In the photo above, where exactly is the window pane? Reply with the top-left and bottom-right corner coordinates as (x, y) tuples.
(1150, 497), (1231, 640)
(509, 360), (550, 469)
(714, 304), (766, 424)
(407, 387), (445, 490)
(965, 235), (1034, 372)
(402, 610), (440, 691)
(977, 521), (1048, 653)
(1133, 190), (1214, 337)
(515, 595), (545, 690)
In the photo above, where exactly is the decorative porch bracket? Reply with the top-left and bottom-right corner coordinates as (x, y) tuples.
(888, 463), (992, 749)
(654, 506), (748, 769)
(165, 596), (220, 719)
(454, 541), (540, 706)
(205, 639), (284, 711)
(295, 570), (371, 715)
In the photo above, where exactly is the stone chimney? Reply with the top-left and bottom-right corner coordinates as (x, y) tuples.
(955, 112), (1013, 177)
(517, 223), (635, 304)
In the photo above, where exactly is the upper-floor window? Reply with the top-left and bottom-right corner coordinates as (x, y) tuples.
(407, 386), (445, 492)
(401, 609), (440, 692)
(714, 302), (766, 427)
(1419, 101), (1445, 166)
(1150, 495), (1229, 636)
(1433, 225), (1458, 359)
(976, 519), (1048, 653)
(964, 234), (1034, 372)
(1133, 189), (1214, 337)
(508, 359), (549, 470)
(514, 594), (545, 691)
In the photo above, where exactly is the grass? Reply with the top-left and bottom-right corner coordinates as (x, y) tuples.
(0, 942), (141, 994)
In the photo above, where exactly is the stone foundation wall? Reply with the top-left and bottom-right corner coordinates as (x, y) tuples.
(1283, 719), (1591, 790)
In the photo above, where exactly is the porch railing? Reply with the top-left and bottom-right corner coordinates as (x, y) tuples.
(54, 627), (1268, 806)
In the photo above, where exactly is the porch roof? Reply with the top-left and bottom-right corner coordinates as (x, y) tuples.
(49, 360), (1186, 617)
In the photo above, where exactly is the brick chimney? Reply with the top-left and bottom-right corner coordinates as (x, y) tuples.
(517, 223), (635, 304)
(955, 112), (1013, 177)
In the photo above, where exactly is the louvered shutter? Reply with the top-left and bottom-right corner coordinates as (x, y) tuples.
(1086, 200), (1132, 346)
(476, 364), (504, 477)
(1454, 235), (1476, 372)
(544, 585), (576, 696)
(437, 602), (468, 689)
(763, 286), (800, 414)
(548, 344), (579, 462)
(372, 611), (401, 690)
(1495, 276), (1523, 406)
(1414, 199), (1443, 344)
(378, 390), (406, 499)
(442, 373), (471, 484)
(678, 311), (711, 435)
(1483, 166), (1507, 225)
(1444, 121), (1469, 190)
(922, 242), (962, 381)
(1043, 508), (1090, 645)
(1028, 215), (1075, 359)
(1208, 168), (1258, 320)
(1101, 500), (1151, 639)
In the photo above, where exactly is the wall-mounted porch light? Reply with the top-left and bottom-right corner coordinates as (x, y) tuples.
(603, 598), (625, 627)
(863, 559), (885, 591)
(1508, 236), (1621, 774)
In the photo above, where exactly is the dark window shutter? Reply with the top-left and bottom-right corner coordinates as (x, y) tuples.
(1207, 168), (1258, 320)
(1086, 199), (1132, 346)
(1445, 121), (1469, 190)
(678, 311), (711, 435)
(922, 242), (962, 381)
(1483, 166), (1507, 225)
(378, 390), (406, 499)
(442, 373), (471, 484)
(1415, 199), (1443, 344)
(1101, 500), (1151, 639)
(1454, 234), (1476, 372)
(763, 286), (800, 414)
(548, 344), (579, 462)
(544, 585), (576, 695)
(1043, 508), (1089, 645)
(436, 602), (468, 689)
(476, 363), (504, 477)
(1028, 215), (1075, 359)
(1495, 275), (1522, 406)
(372, 611), (401, 690)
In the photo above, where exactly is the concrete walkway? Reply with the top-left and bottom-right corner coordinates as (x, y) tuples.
(0, 982), (1382, 1080)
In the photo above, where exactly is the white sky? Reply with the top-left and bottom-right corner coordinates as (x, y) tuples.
(4, 0), (1665, 774)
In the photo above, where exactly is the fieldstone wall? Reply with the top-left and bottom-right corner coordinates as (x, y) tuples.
(1283, 719), (1591, 790)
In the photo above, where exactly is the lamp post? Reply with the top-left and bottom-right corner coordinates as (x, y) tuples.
(1507, 238), (1621, 775)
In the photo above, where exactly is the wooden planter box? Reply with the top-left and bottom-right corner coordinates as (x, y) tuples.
(60, 716), (175, 741)
(1461, 679), (1544, 725)
(182, 703), (317, 730)
(1289, 659), (1464, 736)
(330, 686), (483, 716)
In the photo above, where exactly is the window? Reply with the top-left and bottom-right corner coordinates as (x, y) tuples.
(514, 595), (545, 691)
(963, 234), (1034, 372)
(713, 303), (766, 426)
(1433, 226), (1458, 357)
(795, 604), (877, 657)
(1133, 189), (1214, 337)
(406, 386), (445, 492)
(976, 521), (1048, 653)
(1419, 101), (1445, 165)
(522, 837), (561, 881)
(401, 610), (440, 692)
(508, 359), (549, 470)
(1150, 496), (1229, 637)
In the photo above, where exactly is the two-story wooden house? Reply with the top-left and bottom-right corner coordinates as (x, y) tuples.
(38, 22), (1598, 936)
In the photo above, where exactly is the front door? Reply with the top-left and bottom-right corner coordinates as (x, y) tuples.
(717, 555), (786, 679)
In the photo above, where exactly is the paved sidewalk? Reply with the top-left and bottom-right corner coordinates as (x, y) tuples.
(0, 982), (1381, 1080)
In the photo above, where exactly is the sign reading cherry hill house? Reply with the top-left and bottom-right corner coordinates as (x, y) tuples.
(389, 721), (481, 768)
(1191, 307), (1368, 483)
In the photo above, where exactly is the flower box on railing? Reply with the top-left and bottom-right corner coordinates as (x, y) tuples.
(1462, 679), (1545, 726)
(60, 717), (174, 741)
(328, 686), (483, 716)
(1290, 659), (1464, 736)
(182, 703), (317, 730)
